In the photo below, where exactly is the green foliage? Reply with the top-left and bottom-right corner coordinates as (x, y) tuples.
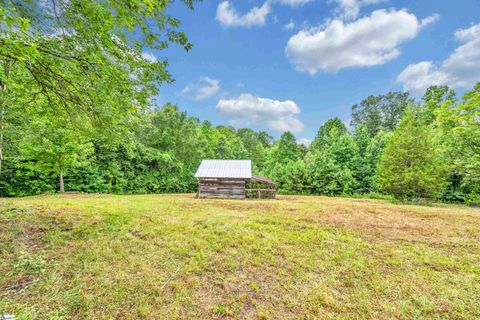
(19, 117), (94, 191)
(0, 0), (477, 204)
(0, 0), (199, 184)
(351, 91), (414, 136)
(237, 128), (270, 173)
(351, 126), (376, 193)
(377, 108), (446, 199)
(435, 84), (480, 204)
(310, 117), (347, 150)
(263, 132), (303, 192)
(268, 160), (307, 194)
(307, 133), (357, 195)
(420, 85), (456, 125)
(267, 132), (301, 165)
(3, 80), (478, 203)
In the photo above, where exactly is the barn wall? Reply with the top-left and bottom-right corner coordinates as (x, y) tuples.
(198, 178), (246, 199)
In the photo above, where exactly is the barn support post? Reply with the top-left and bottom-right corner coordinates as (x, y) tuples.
(243, 179), (246, 200)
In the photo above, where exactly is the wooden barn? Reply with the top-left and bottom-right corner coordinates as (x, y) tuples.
(195, 160), (276, 199)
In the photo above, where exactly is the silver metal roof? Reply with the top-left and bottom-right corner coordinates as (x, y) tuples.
(194, 160), (252, 178)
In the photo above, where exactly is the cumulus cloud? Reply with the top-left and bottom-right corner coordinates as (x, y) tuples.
(181, 77), (221, 101)
(216, 1), (270, 28)
(215, 0), (310, 28)
(273, 0), (311, 7)
(455, 23), (480, 42)
(420, 13), (440, 27)
(216, 94), (304, 133)
(285, 9), (436, 74)
(398, 23), (480, 91)
(331, 0), (382, 20)
(298, 138), (312, 146)
(284, 20), (295, 30)
(141, 52), (157, 63)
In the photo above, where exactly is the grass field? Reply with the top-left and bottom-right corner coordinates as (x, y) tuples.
(1, 194), (480, 319)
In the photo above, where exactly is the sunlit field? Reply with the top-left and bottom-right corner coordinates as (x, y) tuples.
(1, 194), (479, 319)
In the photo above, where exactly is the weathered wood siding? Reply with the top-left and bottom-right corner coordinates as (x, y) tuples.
(198, 178), (246, 199)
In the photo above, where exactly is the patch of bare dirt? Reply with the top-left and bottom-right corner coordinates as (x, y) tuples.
(189, 266), (298, 320)
(0, 275), (35, 296)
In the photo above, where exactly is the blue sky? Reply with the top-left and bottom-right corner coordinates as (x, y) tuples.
(149, 0), (480, 143)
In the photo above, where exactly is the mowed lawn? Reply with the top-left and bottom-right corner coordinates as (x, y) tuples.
(1, 194), (480, 319)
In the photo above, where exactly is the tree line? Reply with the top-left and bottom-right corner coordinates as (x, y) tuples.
(0, 1), (478, 203)
(260, 85), (479, 204)
(1, 83), (479, 204)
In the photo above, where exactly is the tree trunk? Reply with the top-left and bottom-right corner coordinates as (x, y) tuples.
(59, 171), (65, 193)
(0, 60), (12, 176)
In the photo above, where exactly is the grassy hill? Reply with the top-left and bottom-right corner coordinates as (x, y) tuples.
(1, 194), (479, 319)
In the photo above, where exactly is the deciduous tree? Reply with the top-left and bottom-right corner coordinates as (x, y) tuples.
(351, 92), (414, 136)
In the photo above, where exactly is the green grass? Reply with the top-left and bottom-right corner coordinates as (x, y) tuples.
(1, 194), (480, 319)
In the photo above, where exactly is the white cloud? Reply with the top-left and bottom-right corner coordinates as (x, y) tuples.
(284, 20), (295, 30)
(398, 23), (480, 91)
(298, 138), (312, 146)
(331, 0), (382, 20)
(420, 13), (439, 27)
(397, 62), (446, 92)
(216, 94), (304, 133)
(141, 52), (157, 63)
(455, 23), (480, 42)
(216, 1), (270, 28)
(273, 0), (311, 7)
(344, 118), (353, 130)
(285, 9), (436, 74)
(182, 77), (221, 101)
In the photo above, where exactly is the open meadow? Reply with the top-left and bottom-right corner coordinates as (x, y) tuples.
(1, 194), (480, 319)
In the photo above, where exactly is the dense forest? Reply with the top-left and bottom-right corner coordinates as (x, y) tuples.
(2, 84), (480, 204)
(0, 1), (479, 204)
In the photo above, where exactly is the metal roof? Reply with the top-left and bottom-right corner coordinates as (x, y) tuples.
(194, 160), (252, 178)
